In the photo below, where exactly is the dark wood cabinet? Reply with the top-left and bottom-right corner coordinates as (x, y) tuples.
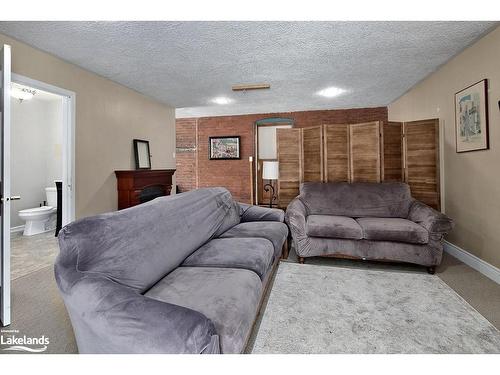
(114, 169), (176, 209)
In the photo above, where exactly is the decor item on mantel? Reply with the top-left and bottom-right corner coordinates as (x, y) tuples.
(209, 136), (241, 159)
(455, 79), (489, 153)
(262, 161), (279, 208)
(115, 169), (175, 209)
(133, 139), (152, 169)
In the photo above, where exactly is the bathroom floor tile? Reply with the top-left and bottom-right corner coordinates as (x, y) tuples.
(10, 230), (59, 280)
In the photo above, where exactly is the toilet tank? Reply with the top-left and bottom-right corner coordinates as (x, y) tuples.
(46, 187), (58, 207)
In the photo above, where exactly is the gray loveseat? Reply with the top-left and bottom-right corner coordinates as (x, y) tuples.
(55, 187), (288, 354)
(286, 182), (453, 273)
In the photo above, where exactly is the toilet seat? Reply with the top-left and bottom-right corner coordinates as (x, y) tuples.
(19, 206), (56, 218)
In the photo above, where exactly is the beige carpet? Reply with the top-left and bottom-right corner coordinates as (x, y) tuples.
(0, 265), (77, 354)
(437, 253), (500, 329)
(251, 262), (500, 353)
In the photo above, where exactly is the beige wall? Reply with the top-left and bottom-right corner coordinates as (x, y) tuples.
(388, 26), (500, 268)
(0, 33), (176, 219)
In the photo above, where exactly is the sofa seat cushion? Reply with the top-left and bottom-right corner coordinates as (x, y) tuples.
(306, 215), (363, 240)
(356, 217), (429, 244)
(219, 221), (288, 260)
(145, 267), (262, 354)
(182, 238), (274, 279)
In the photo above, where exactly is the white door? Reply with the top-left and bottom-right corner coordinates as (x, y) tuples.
(1, 44), (12, 326)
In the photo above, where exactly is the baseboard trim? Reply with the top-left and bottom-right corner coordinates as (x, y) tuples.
(444, 240), (500, 285)
(11, 225), (25, 234)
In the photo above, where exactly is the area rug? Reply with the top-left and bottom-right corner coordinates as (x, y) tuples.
(251, 262), (500, 353)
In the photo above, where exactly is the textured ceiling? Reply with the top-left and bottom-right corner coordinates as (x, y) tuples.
(0, 21), (497, 118)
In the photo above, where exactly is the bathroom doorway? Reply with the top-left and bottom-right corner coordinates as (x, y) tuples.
(9, 75), (75, 280)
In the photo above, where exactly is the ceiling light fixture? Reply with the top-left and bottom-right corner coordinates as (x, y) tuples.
(232, 83), (270, 91)
(316, 86), (346, 98)
(11, 86), (36, 102)
(211, 97), (233, 105)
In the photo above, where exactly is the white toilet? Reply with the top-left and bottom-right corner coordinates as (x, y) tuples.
(18, 187), (58, 236)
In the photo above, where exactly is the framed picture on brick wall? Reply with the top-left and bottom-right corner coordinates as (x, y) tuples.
(209, 136), (241, 160)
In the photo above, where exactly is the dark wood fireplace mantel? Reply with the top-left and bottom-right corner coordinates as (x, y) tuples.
(115, 169), (176, 210)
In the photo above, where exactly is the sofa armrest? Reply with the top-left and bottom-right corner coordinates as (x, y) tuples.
(408, 200), (454, 235)
(63, 275), (218, 353)
(238, 202), (285, 222)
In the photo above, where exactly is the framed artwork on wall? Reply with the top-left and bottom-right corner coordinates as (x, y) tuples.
(133, 139), (152, 169)
(209, 136), (241, 160)
(455, 79), (489, 153)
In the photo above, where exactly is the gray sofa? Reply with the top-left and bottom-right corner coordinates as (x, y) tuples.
(285, 182), (453, 273)
(55, 187), (288, 354)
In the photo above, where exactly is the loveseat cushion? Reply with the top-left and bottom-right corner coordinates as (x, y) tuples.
(145, 267), (262, 354)
(356, 217), (429, 244)
(219, 221), (288, 260)
(182, 238), (274, 279)
(306, 215), (363, 240)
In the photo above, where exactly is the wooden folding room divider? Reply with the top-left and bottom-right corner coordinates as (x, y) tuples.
(349, 122), (383, 183)
(276, 121), (383, 208)
(276, 119), (440, 210)
(301, 126), (323, 183)
(276, 128), (302, 208)
(323, 124), (350, 183)
(384, 119), (440, 210)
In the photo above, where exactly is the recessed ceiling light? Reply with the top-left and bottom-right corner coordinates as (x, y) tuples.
(316, 86), (346, 98)
(211, 97), (233, 105)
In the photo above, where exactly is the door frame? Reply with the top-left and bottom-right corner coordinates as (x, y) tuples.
(254, 118), (294, 205)
(1, 44), (12, 326)
(12, 73), (76, 226)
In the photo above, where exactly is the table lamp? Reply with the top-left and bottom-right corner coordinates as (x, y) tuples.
(262, 161), (279, 208)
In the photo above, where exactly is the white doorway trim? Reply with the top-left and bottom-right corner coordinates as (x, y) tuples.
(11, 73), (76, 225)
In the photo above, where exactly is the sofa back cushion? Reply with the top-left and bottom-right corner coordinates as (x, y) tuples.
(213, 199), (241, 237)
(299, 182), (413, 218)
(58, 187), (237, 293)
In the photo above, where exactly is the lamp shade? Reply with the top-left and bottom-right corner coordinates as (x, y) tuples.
(262, 161), (279, 180)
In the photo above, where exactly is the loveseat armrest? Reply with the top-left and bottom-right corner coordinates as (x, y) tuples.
(238, 202), (285, 222)
(285, 198), (311, 256)
(61, 274), (219, 354)
(408, 200), (454, 235)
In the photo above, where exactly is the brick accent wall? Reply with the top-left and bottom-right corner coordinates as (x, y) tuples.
(175, 118), (198, 192)
(176, 107), (388, 202)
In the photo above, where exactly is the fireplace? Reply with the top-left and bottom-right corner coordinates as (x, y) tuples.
(115, 169), (176, 209)
(139, 185), (166, 204)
